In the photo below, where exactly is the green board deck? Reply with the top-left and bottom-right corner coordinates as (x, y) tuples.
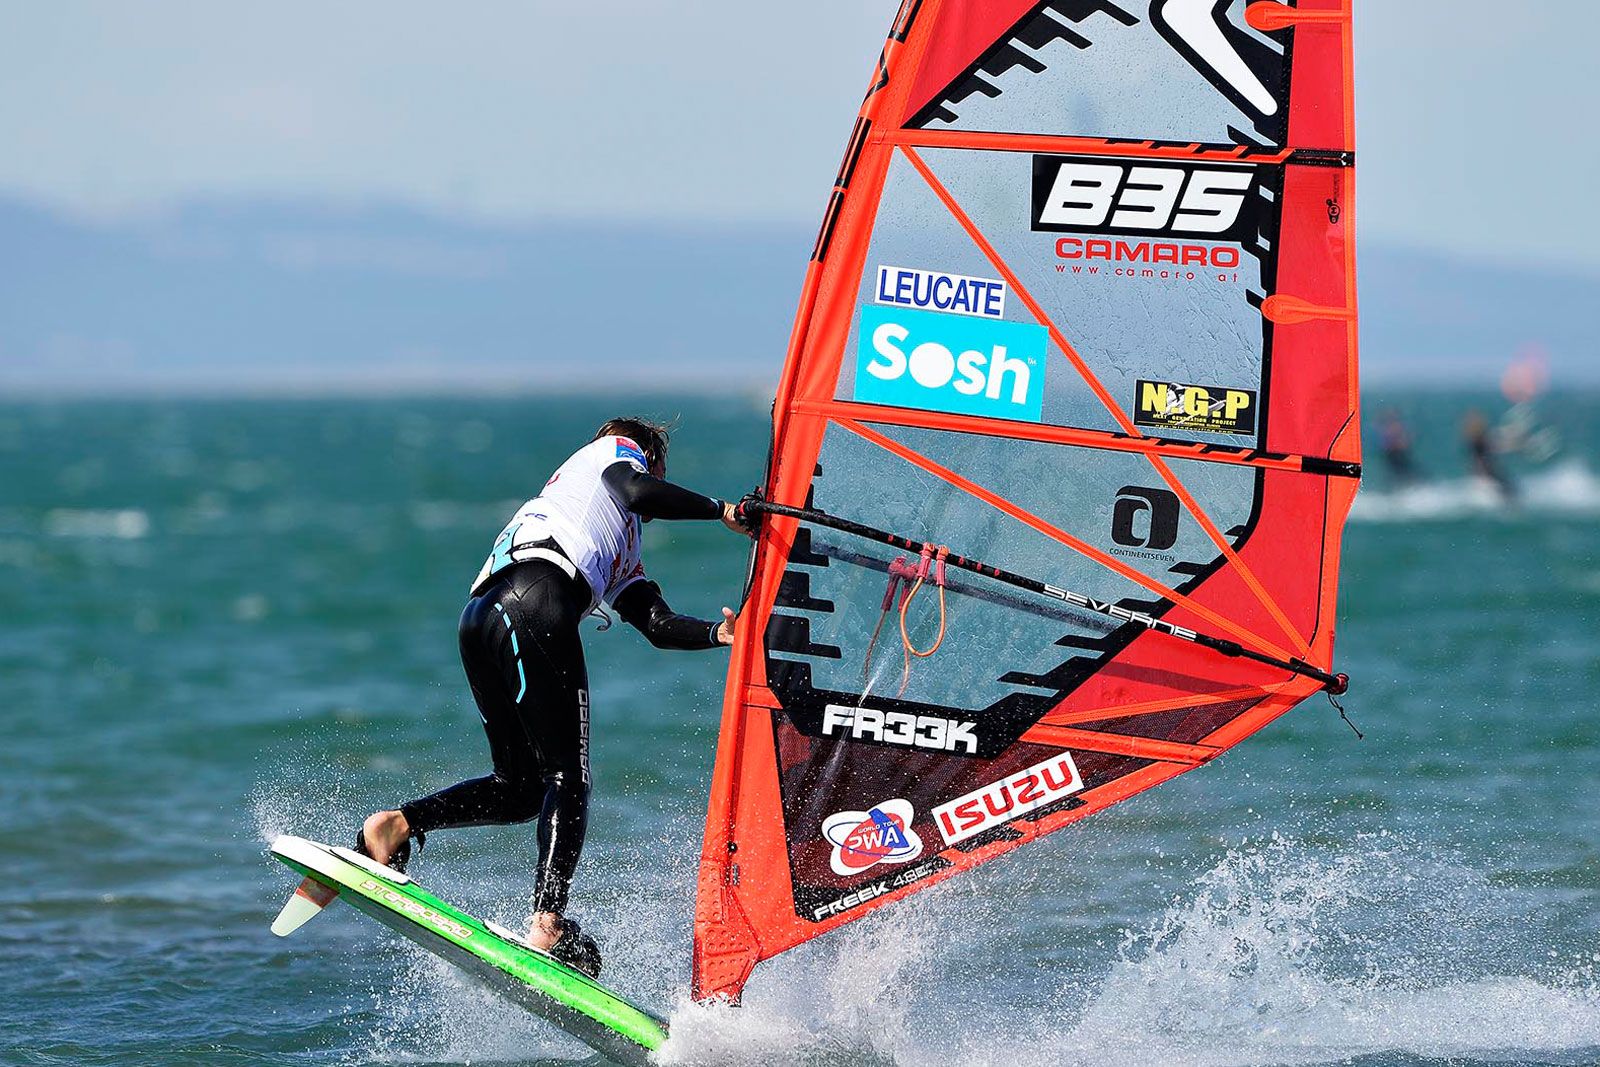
(269, 835), (670, 1066)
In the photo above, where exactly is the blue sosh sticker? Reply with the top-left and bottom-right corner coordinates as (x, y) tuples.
(854, 305), (1048, 423)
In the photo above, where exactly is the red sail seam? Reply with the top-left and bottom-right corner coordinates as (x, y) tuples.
(790, 399), (1329, 476)
(889, 128), (1293, 164)
(1023, 725), (1217, 765)
(1034, 682), (1290, 727)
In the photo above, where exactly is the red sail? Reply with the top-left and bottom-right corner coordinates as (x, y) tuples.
(693, 0), (1359, 1003)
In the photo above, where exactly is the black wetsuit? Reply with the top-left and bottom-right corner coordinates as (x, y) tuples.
(1381, 424), (1417, 485)
(1468, 429), (1515, 498)
(399, 463), (726, 916)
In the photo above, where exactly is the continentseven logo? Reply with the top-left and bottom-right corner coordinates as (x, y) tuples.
(1112, 486), (1181, 553)
(855, 305), (1048, 423)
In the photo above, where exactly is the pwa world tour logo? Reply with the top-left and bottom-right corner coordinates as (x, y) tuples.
(822, 798), (924, 877)
(855, 304), (1048, 423)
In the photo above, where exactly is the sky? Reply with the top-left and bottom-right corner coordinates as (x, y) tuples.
(0, 2), (1597, 269)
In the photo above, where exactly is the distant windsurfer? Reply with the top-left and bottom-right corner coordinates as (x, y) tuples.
(1463, 409), (1514, 499)
(356, 418), (749, 976)
(1378, 409), (1419, 486)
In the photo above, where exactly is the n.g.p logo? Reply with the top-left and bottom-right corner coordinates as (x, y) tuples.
(855, 304), (1048, 423)
(1135, 379), (1258, 436)
(822, 798), (924, 877)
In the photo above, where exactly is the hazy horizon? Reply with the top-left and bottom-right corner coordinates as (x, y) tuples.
(3, 3), (1597, 394)
(2, 191), (1594, 396)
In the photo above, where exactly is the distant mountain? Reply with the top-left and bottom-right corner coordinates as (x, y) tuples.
(1358, 245), (1598, 381)
(0, 197), (1594, 392)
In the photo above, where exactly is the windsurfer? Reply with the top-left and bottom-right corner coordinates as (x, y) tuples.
(1463, 409), (1514, 498)
(1378, 409), (1418, 486)
(355, 417), (750, 976)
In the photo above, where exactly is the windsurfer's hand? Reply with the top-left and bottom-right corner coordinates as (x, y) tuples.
(721, 501), (753, 537)
(716, 606), (737, 646)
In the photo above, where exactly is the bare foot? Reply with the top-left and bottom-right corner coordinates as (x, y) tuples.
(360, 810), (410, 867)
(526, 910), (562, 952)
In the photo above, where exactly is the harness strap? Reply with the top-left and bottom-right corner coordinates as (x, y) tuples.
(510, 546), (579, 583)
(899, 544), (949, 660)
(861, 546), (952, 698)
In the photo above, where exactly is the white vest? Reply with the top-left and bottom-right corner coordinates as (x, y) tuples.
(472, 436), (650, 611)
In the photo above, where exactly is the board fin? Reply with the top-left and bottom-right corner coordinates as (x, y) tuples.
(270, 875), (340, 936)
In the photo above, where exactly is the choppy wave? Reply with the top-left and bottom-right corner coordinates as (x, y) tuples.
(38, 394), (1592, 1067)
(1353, 460), (1600, 523)
(658, 834), (1600, 1067)
(44, 507), (151, 539)
(293, 813), (1600, 1067)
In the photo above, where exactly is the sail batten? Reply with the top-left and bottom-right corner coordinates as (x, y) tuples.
(792, 399), (1362, 477)
(693, 0), (1358, 1004)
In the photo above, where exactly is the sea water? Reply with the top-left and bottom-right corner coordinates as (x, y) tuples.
(1, 392), (1596, 1067)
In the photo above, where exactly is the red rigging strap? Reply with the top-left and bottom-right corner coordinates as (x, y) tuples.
(1262, 293), (1358, 325)
(860, 557), (906, 686)
(861, 544), (950, 698)
(898, 543), (949, 660)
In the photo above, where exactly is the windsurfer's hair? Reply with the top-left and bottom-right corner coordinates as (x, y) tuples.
(594, 416), (673, 469)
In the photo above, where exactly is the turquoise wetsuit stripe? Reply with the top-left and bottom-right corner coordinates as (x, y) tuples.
(494, 603), (528, 703)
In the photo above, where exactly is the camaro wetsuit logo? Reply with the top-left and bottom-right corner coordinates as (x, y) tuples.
(821, 799), (924, 877)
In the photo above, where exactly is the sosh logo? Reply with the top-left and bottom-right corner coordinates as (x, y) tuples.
(854, 304), (1049, 423)
(1112, 486), (1180, 551)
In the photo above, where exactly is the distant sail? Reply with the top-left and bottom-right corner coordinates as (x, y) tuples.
(693, 0), (1359, 1003)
